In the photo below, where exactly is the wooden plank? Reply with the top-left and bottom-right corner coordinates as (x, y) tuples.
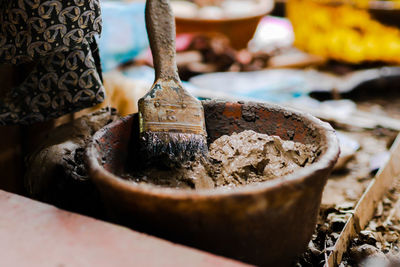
(0, 190), (248, 267)
(325, 134), (400, 266)
(355, 137), (400, 229)
(326, 216), (358, 267)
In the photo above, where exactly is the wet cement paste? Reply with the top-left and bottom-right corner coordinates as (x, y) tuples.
(124, 130), (319, 190)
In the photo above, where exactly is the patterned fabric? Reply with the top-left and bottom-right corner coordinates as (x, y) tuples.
(0, 0), (105, 125)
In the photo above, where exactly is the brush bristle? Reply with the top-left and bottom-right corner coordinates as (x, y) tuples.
(140, 132), (208, 167)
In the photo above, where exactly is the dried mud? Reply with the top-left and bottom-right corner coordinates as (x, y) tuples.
(123, 130), (318, 190)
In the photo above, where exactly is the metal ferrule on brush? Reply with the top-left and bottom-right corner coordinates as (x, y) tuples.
(138, 80), (206, 136)
(138, 79), (208, 165)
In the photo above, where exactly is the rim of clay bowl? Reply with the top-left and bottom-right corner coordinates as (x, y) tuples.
(85, 101), (340, 200)
(174, 0), (274, 23)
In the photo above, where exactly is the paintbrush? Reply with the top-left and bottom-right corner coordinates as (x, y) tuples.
(138, 0), (208, 167)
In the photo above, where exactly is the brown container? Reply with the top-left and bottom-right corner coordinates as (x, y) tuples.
(85, 100), (339, 266)
(176, 15), (264, 50)
(174, 0), (274, 50)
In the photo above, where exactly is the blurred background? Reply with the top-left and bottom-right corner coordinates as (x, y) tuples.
(95, 0), (400, 121)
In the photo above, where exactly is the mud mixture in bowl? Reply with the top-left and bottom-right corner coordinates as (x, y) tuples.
(122, 130), (319, 190)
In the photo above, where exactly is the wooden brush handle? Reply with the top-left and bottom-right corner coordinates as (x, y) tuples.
(139, 0), (206, 138)
(145, 0), (180, 82)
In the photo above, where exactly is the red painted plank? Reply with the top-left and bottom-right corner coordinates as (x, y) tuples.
(0, 190), (249, 267)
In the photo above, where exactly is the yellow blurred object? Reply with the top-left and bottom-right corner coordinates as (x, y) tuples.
(287, 0), (400, 64)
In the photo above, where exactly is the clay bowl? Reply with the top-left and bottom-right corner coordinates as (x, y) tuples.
(175, 1), (274, 49)
(85, 100), (339, 266)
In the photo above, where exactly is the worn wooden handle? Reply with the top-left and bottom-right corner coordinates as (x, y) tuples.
(145, 0), (180, 82)
(140, 0), (206, 138)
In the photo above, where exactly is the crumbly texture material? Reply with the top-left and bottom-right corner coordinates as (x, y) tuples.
(125, 130), (319, 190)
(24, 108), (119, 216)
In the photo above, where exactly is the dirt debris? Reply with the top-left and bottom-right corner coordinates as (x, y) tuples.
(24, 108), (119, 217)
(294, 205), (353, 266)
(295, 128), (397, 267)
(341, 180), (400, 267)
(295, 179), (400, 267)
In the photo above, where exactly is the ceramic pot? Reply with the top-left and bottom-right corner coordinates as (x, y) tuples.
(85, 100), (339, 266)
